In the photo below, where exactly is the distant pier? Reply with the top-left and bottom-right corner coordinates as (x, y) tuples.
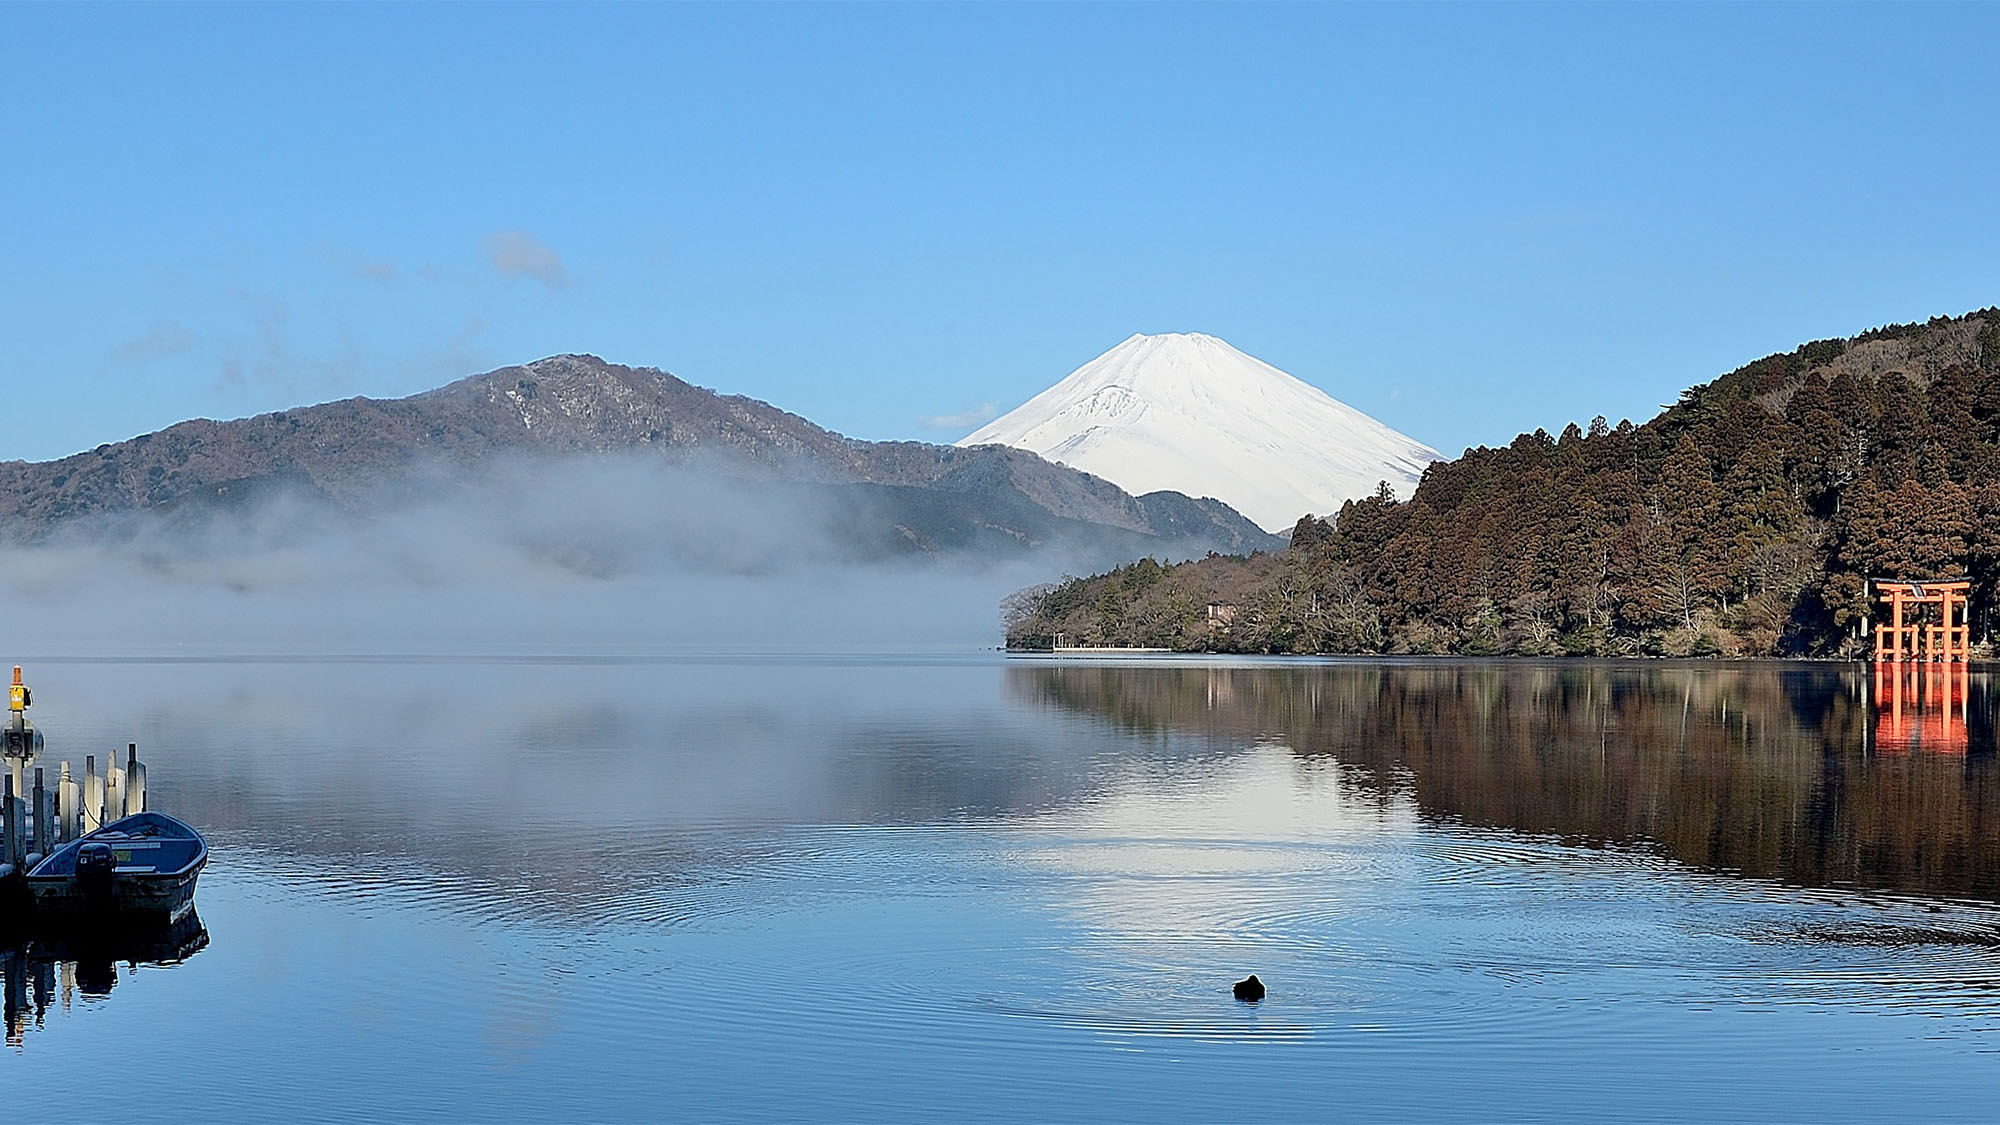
(1044, 632), (1171, 656)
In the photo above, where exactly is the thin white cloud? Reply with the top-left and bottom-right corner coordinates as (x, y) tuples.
(482, 229), (569, 289)
(111, 321), (196, 362)
(917, 402), (1000, 431)
(205, 288), (490, 403)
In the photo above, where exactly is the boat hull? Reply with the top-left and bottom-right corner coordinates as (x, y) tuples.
(26, 866), (203, 923)
(24, 811), (208, 924)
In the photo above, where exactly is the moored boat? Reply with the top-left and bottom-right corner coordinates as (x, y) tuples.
(26, 811), (207, 923)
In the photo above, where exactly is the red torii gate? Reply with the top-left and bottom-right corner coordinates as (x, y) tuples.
(1871, 578), (1972, 662)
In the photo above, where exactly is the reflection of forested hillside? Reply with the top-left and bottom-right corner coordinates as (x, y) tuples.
(1012, 662), (2000, 900)
(1011, 309), (2000, 656)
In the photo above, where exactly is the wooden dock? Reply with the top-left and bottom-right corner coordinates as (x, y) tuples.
(1, 744), (150, 888)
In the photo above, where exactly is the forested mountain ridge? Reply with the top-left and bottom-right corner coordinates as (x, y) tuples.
(1008, 308), (2000, 656)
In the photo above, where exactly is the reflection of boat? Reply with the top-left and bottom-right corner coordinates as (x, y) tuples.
(2, 910), (207, 1048)
(25, 906), (211, 971)
(26, 812), (208, 922)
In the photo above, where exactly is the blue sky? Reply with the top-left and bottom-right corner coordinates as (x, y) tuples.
(4, 2), (1996, 464)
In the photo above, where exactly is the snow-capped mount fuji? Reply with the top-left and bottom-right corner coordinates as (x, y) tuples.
(958, 333), (1440, 533)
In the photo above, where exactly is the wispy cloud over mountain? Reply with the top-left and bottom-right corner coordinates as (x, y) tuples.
(482, 229), (570, 289)
(918, 402), (1000, 431)
(110, 321), (196, 363)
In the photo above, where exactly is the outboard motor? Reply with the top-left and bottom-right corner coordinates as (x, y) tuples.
(76, 841), (117, 905)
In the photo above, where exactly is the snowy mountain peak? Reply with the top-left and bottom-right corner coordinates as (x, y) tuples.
(958, 333), (1440, 533)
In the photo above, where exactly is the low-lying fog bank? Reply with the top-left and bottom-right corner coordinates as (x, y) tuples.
(0, 455), (1101, 655)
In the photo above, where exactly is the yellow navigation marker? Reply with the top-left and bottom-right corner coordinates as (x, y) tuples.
(9, 666), (27, 713)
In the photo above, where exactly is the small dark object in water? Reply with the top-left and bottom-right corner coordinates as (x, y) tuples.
(1233, 974), (1265, 1002)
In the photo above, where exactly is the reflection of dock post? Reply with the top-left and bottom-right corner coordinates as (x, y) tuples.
(31, 959), (50, 1025)
(3, 949), (25, 1050)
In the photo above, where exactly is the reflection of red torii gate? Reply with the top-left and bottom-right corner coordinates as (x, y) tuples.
(1873, 660), (1970, 754)
(1871, 579), (1972, 662)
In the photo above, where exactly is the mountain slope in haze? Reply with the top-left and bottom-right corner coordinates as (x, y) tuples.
(1007, 308), (2000, 657)
(959, 332), (1440, 532)
(0, 355), (1276, 560)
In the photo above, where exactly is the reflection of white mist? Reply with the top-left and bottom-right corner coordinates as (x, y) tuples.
(1020, 743), (1415, 906)
(0, 454), (1087, 654)
(1051, 741), (1414, 839)
(968, 746), (1427, 1042)
(29, 659), (1023, 827)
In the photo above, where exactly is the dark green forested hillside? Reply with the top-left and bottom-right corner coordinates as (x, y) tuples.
(1007, 309), (2000, 657)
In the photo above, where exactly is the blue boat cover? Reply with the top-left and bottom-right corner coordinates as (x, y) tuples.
(29, 812), (206, 879)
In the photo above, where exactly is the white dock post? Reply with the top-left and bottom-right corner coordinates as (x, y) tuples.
(83, 755), (102, 835)
(58, 761), (77, 843)
(127, 743), (146, 814)
(2, 774), (18, 869)
(106, 763), (125, 824)
(31, 767), (50, 857)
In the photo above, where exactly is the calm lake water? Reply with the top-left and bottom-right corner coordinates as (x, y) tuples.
(5, 654), (1999, 1121)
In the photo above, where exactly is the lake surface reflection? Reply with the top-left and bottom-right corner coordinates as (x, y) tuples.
(4, 655), (1998, 1121)
(1023, 660), (2000, 900)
